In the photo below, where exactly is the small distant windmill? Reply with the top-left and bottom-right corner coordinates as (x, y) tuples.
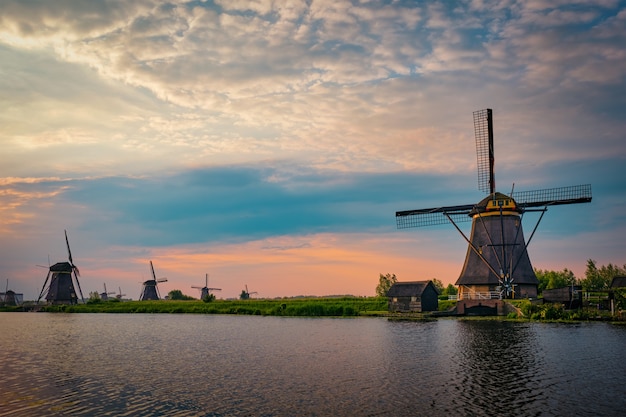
(240, 285), (257, 300)
(100, 283), (116, 301)
(1, 279), (23, 306)
(192, 274), (221, 300)
(139, 261), (167, 300)
(37, 230), (85, 304)
(116, 286), (126, 300)
(395, 109), (592, 300)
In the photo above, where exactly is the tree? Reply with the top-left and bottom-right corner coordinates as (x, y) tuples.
(579, 259), (626, 291)
(444, 283), (458, 296)
(87, 291), (101, 304)
(535, 268), (577, 293)
(432, 278), (444, 294)
(167, 289), (195, 300)
(580, 259), (602, 291)
(598, 262), (626, 286)
(376, 273), (397, 297)
(580, 259), (626, 291)
(202, 293), (216, 303)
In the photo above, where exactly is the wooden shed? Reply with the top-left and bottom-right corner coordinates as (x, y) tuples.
(387, 281), (439, 313)
(542, 285), (582, 309)
(610, 276), (626, 289)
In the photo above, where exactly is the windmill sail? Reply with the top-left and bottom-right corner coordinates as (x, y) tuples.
(396, 184), (592, 229)
(474, 108), (495, 194)
(513, 184), (592, 208)
(396, 204), (474, 228)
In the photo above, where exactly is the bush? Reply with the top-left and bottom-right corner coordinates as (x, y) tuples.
(202, 294), (216, 303)
(438, 300), (456, 311)
(343, 306), (356, 316)
(541, 304), (565, 320)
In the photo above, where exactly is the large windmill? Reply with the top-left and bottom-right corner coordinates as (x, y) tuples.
(37, 230), (85, 304)
(192, 273), (221, 300)
(139, 261), (168, 300)
(396, 109), (592, 300)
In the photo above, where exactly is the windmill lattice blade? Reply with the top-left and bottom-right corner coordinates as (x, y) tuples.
(513, 184), (592, 208)
(474, 108), (494, 194)
(396, 204), (474, 229)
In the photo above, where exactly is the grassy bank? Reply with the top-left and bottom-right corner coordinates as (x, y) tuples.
(4, 298), (620, 322)
(23, 297), (389, 317)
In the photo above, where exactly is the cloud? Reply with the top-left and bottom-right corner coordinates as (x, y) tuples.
(2, 1), (624, 179)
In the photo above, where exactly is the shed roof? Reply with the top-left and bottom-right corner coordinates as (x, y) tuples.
(386, 281), (438, 297)
(610, 276), (626, 288)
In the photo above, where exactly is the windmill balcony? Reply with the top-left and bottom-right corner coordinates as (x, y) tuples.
(458, 291), (502, 300)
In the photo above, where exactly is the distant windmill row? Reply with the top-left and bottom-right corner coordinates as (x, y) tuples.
(100, 283), (125, 301)
(34, 232), (238, 304)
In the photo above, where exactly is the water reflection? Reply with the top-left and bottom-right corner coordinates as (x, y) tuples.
(450, 321), (545, 415)
(0, 314), (624, 416)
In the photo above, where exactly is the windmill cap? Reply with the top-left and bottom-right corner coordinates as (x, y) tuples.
(469, 192), (520, 216)
(49, 262), (73, 272)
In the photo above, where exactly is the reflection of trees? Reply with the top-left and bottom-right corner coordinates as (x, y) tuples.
(451, 321), (543, 414)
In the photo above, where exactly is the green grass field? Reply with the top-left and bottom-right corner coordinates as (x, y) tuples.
(30, 297), (389, 316)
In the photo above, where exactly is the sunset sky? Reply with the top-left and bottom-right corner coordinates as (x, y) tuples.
(1, 0), (625, 301)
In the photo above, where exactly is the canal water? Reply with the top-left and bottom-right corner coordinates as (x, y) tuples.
(0, 313), (624, 416)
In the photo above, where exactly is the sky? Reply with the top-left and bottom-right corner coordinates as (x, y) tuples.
(1, 0), (625, 301)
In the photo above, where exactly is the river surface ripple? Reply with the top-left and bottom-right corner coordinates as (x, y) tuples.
(0, 313), (624, 416)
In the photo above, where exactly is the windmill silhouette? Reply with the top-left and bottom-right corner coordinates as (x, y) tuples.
(37, 230), (85, 304)
(240, 285), (257, 300)
(116, 286), (126, 300)
(100, 283), (116, 301)
(139, 261), (168, 300)
(1, 279), (23, 306)
(396, 109), (592, 300)
(192, 273), (221, 300)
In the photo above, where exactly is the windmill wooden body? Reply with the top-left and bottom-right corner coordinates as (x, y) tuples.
(396, 109), (592, 300)
(139, 261), (167, 300)
(37, 230), (85, 304)
(192, 274), (221, 300)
